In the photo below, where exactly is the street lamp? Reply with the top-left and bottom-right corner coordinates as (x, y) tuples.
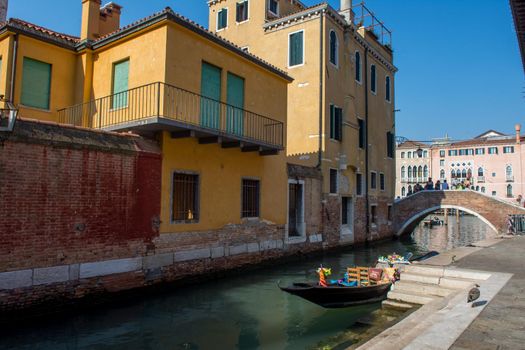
(0, 96), (18, 132)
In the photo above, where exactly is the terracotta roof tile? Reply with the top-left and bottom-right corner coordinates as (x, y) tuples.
(8, 18), (79, 44)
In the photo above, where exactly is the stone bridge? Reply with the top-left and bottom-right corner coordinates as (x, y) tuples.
(393, 190), (525, 236)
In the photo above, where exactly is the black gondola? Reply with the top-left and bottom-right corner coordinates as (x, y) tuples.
(278, 281), (392, 308)
(410, 250), (439, 262)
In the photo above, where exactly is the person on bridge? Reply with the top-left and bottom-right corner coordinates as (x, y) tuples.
(442, 180), (449, 190)
(435, 180), (441, 190)
(424, 178), (434, 191)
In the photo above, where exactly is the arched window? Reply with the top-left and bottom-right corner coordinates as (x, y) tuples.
(423, 165), (429, 179)
(385, 76), (391, 102)
(401, 187), (406, 197)
(477, 167), (484, 177)
(506, 165), (513, 178)
(408, 166), (412, 179)
(418, 166), (423, 178)
(408, 185), (412, 193)
(440, 169), (445, 179)
(507, 184), (513, 198)
(461, 169), (467, 178)
(355, 51), (361, 82)
(401, 166), (406, 179)
(329, 31), (338, 66)
(370, 64), (376, 93)
(401, 152), (405, 158)
(476, 186), (480, 191)
(407, 152), (412, 159)
(467, 168), (472, 179)
(451, 169), (456, 178)
(481, 187), (486, 193)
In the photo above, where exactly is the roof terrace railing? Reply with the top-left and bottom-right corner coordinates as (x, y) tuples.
(57, 82), (284, 149)
(352, 1), (392, 48)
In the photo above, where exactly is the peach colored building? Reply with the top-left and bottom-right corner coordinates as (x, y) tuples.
(396, 125), (524, 203)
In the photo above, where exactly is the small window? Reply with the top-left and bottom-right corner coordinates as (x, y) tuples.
(371, 171), (377, 189)
(236, 0), (248, 22)
(386, 131), (394, 158)
(506, 165), (513, 179)
(401, 187), (406, 196)
(467, 149), (474, 155)
(440, 169), (445, 179)
(401, 152), (405, 159)
(269, 0), (279, 15)
(356, 173), (363, 196)
(401, 166), (406, 179)
(355, 51), (361, 82)
(330, 169), (338, 194)
(358, 118), (365, 149)
(380, 173), (385, 191)
(242, 179), (260, 218)
(481, 187), (486, 193)
(475, 148), (485, 155)
(342, 197), (350, 225)
(423, 150), (428, 158)
(172, 172), (199, 222)
(370, 64), (376, 93)
(488, 147), (498, 155)
(370, 205), (377, 225)
(477, 167), (484, 176)
(503, 146), (514, 154)
(407, 152), (412, 159)
(289, 31), (304, 67)
(387, 205), (393, 222)
(21, 57), (52, 110)
(440, 150), (445, 157)
(217, 8), (228, 30)
(440, 159), (445, 167)
(330, 105), (343, 141)
(424, 165), (429, 179)
(385, 76), (391, 102)
(492, 191), (497, 196)
(408, 166), (413, 179)
(329, 30), (338, 66)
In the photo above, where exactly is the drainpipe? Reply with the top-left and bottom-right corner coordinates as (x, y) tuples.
(9, 34), (18, 103)
(364, 47), (370, 242)
(317, 11), (324, 169)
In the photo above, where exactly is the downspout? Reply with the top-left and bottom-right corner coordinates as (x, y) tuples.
(9, 33), (18, 102)
(317, 11), (324, 168)
(364, 47), (370, 242)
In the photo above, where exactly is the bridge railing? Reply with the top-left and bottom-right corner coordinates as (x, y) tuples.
(511, 215), (525, 235)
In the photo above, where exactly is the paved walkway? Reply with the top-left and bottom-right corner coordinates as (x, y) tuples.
(451, 236), (525, 349)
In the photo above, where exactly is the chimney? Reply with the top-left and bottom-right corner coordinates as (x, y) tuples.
(516, 123), (521, 144)
(0, 0), (8, 23)
(80, 0), (122, 41)
(340, 0), (352, 24)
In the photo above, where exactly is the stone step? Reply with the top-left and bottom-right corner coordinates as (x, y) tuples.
(404, 265), (444, 277)
(394, 280), (456, 297)
(382, 299), (415, 310)
(400, 272), (440, 285)
(387, 290), (441, 305)
(439, 276), (478, 290)
(443, 268), (491, 281)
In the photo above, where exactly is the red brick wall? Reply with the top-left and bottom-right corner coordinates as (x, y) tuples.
(0, 120), (162, 272)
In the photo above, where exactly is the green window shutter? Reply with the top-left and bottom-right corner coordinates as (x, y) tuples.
(226, 72), (244, 135)
(21, 57), (51, 110)
(200, 62), (222, 129)
(336, 107), (342, 141)
(289, 31), (303, 66)
(329, 104), (335, 139)
(112, 59), (129, 109)
(218, 8), (228, 29)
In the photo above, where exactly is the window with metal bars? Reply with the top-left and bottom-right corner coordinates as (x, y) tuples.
(172, 172), (199, 222)
(242, 179), (260, 218)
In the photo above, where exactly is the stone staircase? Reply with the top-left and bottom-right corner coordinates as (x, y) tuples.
(383, 265), (491, 309)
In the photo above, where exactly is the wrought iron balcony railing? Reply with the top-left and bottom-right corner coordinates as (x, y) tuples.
(57, 82), (284, 150)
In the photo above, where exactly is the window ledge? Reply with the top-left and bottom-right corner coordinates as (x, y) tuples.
(19, 104), (51, 113)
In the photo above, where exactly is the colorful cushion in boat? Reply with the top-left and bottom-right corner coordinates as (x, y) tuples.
(369, 268), (383, 281)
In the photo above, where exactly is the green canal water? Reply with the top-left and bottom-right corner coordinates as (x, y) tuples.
(1, 215), (495, 350)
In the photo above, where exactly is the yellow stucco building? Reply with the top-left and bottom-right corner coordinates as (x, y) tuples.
(208, 0), (397, 242)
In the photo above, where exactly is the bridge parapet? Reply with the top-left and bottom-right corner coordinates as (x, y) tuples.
(393, 190), (525, 236)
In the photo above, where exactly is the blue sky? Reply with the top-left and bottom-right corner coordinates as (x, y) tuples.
(8, 0), (524, 141)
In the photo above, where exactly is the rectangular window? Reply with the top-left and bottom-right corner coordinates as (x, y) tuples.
(370, 64), (376, 93)
(172, 172), (199, 222)
(488, 147), (498, 155)
(358, 118), (365, 149)
(226, 72), (245, 136)
(329, 169), (338, 194)
(503, 146), (514, 154)
(342, 197), (349, 225)
(201, 62), (222, 129)
(492, 191), (497, 196)
(467, 149), (474, 155)
(371, 171), (377, 189)
(241, 179), (260, 218)
(236, 1), (248, 22)
(459, 149), (467, 156)
(380, 173), (385, 191)
(448, 150), (458, 156)
(440, 159), (445, 167)
(356, 173), (363, 196)
(387, 205), (393, 222)
(386, 131), (394, 158)
(440, 150), (445, 157)
(288, 181), (304, 237)
(112, 59), (129, 109)
(269, 0), (279, 15)
(475, 148), (485, 155)
(385, 76), (391, 102)
(21, 57), (52, 110)
(371, 205), (377, 225)
(329, 105), (342, 141)
(217, 8), (228, 30)
(289, 31), (304, 67)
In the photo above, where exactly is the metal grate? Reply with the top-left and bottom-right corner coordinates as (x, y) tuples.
(242, 179), (260, 218)
(511, 215), (525, 235)
(172, 173), (199, 222)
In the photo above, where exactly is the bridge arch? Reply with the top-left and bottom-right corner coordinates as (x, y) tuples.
(395, 205), (498, 237)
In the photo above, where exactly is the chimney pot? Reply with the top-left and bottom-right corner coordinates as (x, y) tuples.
(516, 123), (521, 144)
(0, 0), (8, 23)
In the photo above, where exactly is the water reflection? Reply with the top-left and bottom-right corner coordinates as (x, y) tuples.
(0, 215), (494, 350)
